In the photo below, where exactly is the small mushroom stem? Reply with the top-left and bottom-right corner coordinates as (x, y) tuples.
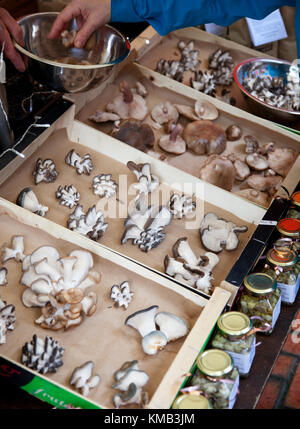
(120, 81), (134, 104)
(170, 124), (183, 142)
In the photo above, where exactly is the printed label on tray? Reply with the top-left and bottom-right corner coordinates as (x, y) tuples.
(272, 295), (281, 329)
(277, 277), (300, 305)
(227, 341), (256, 376)
(228, 373), (240, 409)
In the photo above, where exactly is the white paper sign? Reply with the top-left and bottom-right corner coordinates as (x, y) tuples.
(205, 23), (226, 37)
(246, 9), (288, 47)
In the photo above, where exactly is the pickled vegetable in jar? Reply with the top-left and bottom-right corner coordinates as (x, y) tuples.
(172, 393), (212, 409)
(211, 312), (256, 377)
(190, 349), (239, 409)
(276, 218), (300, 255)
(265, 247), (299, 306)
(287, 191), (300, 220)
(238, 273), (281, 334)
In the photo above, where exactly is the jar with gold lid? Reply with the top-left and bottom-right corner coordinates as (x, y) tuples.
(287, 191), (300, 219)
(238, 273), (281, 334)
(276, 218), (300, 254)
(172, 393), (212, 409)
(190, 349), (239, 409)
(211, 312), (257, 378)
(264, 246), (299, 305)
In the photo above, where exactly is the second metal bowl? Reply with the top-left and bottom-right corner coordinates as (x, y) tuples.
(14, 12), (131, 93)
(234, 58), (300, 124)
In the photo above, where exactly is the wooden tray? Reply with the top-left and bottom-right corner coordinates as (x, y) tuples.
(73, 61), (300, 210)
(132, 25), (300, 132)
(0, 197), (231, 409)
(0, 111), (265, 303)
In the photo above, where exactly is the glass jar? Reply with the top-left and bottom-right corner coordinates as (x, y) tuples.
(264, 247), (299, 306)
(190, 349), (239, 409)
(211, 312), (256, 378)
(172, 393), (212, 409)
(276, 218), (300, 255)
(238, 273), (281, 334)
(287, 191), (300, 219)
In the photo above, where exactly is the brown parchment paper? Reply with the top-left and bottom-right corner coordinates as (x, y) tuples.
(0, 212), (203, 408)
(75, 63), (300, 208)
(0, 127), (257, 297)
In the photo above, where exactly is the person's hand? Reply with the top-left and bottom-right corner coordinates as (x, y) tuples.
(48, 0), (111, 48)
(0, 8), (25, 72)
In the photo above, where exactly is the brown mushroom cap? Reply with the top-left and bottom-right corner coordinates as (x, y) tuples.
(246, 174), (283, 193)
(235, 189), (270, 207)
(106, 81), (148, 121)
(158, 124), (186, 155)
(199, 155), (235, 191)
(183, 120), (226, 155)
(267, 147), (298, 177)
(244, 135), (259, 154)
(175, 100), (219, 121)
(111, 119), (155, 152)
(234, 159), (251, 181)
(225, 124), (242, 141)
(246, 153), (269, 171)
(151, 101), (179, 125)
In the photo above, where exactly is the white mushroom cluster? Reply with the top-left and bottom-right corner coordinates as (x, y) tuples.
(20, 245), (101, 309)
(68, 205), (108, 241)
(199, 213), (248, 253)
(110, 281), (133, 309)
(112, 360), (149, 408)
(0, 267), (8, 286)
(33, 158), (59, 185)
(127, 161), (159, 198)
(92, 174), (118, 199)
(0, 297), (16, 344)
(65, 149), (94, 175)
(56, 184), (80, 209)
(21, 334), (64, 374)
(121, 194), (172, 252)
(70, 361), (101, 397)
(168, 193), (196, 219)
(16, 188), (49, 217)
(243, 61), (300, 111)
(208, 48), (234, 85)
(164, 238), (219, 295)
(125, 305), (189, 355)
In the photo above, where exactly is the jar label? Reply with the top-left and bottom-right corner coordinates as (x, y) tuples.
(277, 276), (300, 305)
(226, 340), (256, 376)
(272, 295), (281, 328)
(229, 373), (240, 409)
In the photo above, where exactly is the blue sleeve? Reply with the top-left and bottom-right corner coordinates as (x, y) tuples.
(111, 0), (296, 36)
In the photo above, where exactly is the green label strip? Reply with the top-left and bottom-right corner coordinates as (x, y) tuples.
(21, 375), (101, 409)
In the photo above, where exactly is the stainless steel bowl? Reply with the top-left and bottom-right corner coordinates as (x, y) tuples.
(14, 12), (130, 93)
(234, 58), (300, 124)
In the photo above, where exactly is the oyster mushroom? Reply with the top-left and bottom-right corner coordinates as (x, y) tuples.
(92, 174), (118, 199)
(234, 159), (251, 181)
(127, 161), (159, 196)
(67, 205), (108, 241)
(33, 158), (59, 185)
(183, 120), (227, 155)
(155, 312), (189, 342)
(199, 212), (248, 253)
(16, 188), (49, 216)
(246, 153), (269, 171)
(267, 147), (298, 177)
(65, 149), (94, 176)
(168, 193), (196, 219)
(112, 367), (149, 391)
(0, 267), (8, 286)
(106, 81), (148, 121)
(110, 281), (134, 309)
(199, 155), (236, 191)
(151, 101), (179, 125)
(56, 185), (80, 209)
(125, 305), (158, 338)
(113, 383), (144, 408)
(225, 124), (242, 141)
(69, 361), (101, 397)
(246, 174), (283, 194)
(235, 189), (270, 207)
(2, 235), (25, 263)
(142, 330), (168, 355)
(0, 298), (16, 344)
(111, 119), (155, 152)
(158, 123), (186, 154)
